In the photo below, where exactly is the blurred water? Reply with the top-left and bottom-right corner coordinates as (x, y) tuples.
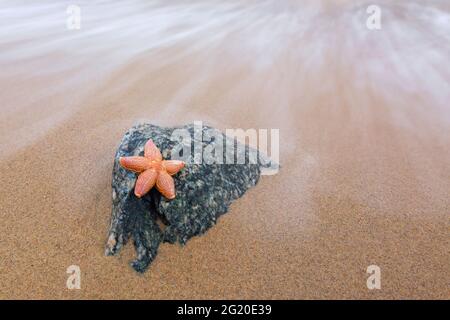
(0, 0), (449, 157)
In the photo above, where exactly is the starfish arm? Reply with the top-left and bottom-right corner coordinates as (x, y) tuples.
(163, 160), (185, 175)
(144, 139), (162, 161)
(119, 156), (151, 173)
(134, 169), (158, 198)
(156, 170), (175, 199)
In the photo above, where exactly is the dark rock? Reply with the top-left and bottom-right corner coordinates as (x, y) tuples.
(105, 123), (275, 272)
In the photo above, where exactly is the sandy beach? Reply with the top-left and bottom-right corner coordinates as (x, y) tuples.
(0, 0), (449, 299)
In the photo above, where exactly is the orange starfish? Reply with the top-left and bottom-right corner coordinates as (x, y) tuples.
(119, 139), (185, 199)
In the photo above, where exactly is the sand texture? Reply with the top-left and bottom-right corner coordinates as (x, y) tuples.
(0, 0), (449, 299)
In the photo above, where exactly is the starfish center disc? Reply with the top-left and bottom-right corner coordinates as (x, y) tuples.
(150, 160), (162, 171)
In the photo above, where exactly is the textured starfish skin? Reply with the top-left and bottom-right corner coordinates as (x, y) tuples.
(119, 139), (184, 199)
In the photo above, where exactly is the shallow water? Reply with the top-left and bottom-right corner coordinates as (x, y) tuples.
(1, 0), (449, 156)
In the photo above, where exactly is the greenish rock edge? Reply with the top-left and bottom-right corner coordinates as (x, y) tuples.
(105, 123), (274, 273)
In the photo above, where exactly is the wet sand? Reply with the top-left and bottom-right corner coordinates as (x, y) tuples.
(0, 0), (449, 299)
